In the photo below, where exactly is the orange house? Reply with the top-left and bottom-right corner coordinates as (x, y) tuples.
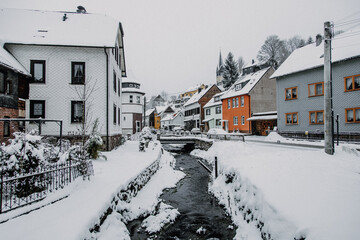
(222, 95), (251, 133)
(221, 66), (276, 133)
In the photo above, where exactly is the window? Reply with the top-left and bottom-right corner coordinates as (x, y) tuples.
(235, 98), (239, 108)
(285, 87), (297, 100)
(232, 98), (235, 108)
(118, 79), (121, 96)
(309, 110), (324, 124)
(216, 119), (221, 126)
(241, 116), (245, 125)
(118, 107), (121, 125)
(227, 99), (231, 109)
(30, 100), (45, 118)
(71, 101), (84, 123)
(30, 60), (46, 83)
(206, 108), (211, 115)
(113, 71), (117, 92)
(308, 82), (324, 97)
(345, 107), (360, 123)
(129, 95), (133, 103)
(137, 96), (141, 104)
(241, 96), (244, 107)
(113, 104), (117, 124)
(344, 74), (360, 92)
(216, 106), (221, 114)
(235, 84), (241, 91)
(285, 112), (298, 125)
(234, 116), (238, 125)
(71, 62), (85, 84)
(0, 71), (5, 93)
(3, 116), (10, 137)
(214, 96), (220, 102)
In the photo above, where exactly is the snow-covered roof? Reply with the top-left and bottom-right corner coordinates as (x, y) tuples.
(0, 8), (121, 48)
(184, 83), (205, 92)
(184, 84), (218, 107)
(145, 108), (155, 116)
(221, 67), (271, 99)
(272, 29), (360, 78)
(122, 87), (144, 95)
(203, 92), (224, 108)
(0, 45), (31, 76)
(247, 115), (277, 121)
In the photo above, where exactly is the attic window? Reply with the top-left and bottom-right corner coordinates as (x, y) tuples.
(235, 84), (241, 91)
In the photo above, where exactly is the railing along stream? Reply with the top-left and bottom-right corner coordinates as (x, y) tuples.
(0, 161), (93, 213)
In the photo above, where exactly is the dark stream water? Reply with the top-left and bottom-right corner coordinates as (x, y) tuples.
(127, 145), (236, 239)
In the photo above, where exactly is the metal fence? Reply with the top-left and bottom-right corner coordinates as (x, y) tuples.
(0, 161), (93, 214)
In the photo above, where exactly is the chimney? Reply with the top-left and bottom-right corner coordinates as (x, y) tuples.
(198, 88), (202, 93)
(252, 59), (255, 64)
(315, 34), (322, 47)
(62, 14), (67, 21)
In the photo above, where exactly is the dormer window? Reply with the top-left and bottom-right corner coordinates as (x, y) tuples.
(214, 96), (220, 102)
(235, 84), (241, 91)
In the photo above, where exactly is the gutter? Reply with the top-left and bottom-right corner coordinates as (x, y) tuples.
(104, 47), (110, 151)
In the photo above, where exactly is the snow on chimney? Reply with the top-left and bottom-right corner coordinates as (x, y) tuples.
(315, 34), (322, 47)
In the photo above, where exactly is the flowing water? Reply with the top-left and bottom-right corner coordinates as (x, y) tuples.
(127, 145), (236, 239)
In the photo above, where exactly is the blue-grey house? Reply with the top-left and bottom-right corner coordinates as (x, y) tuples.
(271, 33), (360, 140)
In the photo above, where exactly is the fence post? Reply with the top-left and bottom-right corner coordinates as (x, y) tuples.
(69, 160), (72, 183)
(0, 170), (3, 213)
(214, 156), (218, 178)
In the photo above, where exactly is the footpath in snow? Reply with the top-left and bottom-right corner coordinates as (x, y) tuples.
(191, 133), (360, 240)
(0, 141), (165, 240)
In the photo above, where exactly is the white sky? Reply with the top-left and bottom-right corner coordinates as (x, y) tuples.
(1, 0), (359, 97)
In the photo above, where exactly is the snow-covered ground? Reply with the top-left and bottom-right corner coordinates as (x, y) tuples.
(191, 134), (360, 240)
(0, 141), (166, 240)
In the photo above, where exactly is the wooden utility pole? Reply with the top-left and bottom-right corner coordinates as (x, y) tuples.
(324, 21), (334, 155)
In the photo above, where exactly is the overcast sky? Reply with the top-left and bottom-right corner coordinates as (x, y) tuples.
(1, 0), (359, 97)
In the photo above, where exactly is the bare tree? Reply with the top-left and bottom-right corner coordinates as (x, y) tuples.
(237, 56), (245, 75)
(257, 35), (289, 69)
(70, 77), (99, 145)
(286, 35), (306, 52)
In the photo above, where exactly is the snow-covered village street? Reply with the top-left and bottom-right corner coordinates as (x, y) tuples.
(0, 133), (359, 239)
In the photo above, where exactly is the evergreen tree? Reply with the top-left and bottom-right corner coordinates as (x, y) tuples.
(222, 52), (239, 89)
(307, 36), (314, 44)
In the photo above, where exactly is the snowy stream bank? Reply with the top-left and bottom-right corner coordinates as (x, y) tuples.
(191, 140), (360, 240)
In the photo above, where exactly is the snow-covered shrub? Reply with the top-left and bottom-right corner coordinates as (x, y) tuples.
(68, 145), (91, 180)
(0, 131), (47, 175)
(85, 118), (104, 159)
(139, 127), (154, 148)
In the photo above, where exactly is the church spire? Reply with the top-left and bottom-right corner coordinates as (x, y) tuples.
(216, 50), (225, 86)
(218, 51), (224, 68)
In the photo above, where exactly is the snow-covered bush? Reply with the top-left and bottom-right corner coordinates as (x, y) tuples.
(68, 145), (91, 180)
(139, 127), (154, 148)
(0, 131), (47, 175)
(85, 119), (104, 159)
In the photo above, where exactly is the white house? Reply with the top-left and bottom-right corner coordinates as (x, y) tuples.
(160, 110), (184, 130)
(203, 92), (224, 131)
(0, 7), (127, 150)
(121, 75), (145, 135)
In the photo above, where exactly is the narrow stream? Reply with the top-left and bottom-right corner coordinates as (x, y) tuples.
(127, 145), (236, 239)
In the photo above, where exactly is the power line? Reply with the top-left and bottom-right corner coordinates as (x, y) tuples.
(334, 17), (360, 27)
(334, 10), (360, 23)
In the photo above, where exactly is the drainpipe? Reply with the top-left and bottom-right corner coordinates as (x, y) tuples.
(104, 48), (110, 151)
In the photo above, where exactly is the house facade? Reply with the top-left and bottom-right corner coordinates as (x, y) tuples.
(203, 92), (223, 131)
(122, 80), (145, 135)
(221, 66), (276, 133)
(272, 33), (360, 140)
(0, 47), (30, 142)
(160, 110), (184, 130)
(184, 84), (221, 131)
(0, 8), (127, 150)
(180, 84), (207, 99)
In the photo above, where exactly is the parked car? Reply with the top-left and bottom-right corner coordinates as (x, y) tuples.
(190, 128), (201, 135)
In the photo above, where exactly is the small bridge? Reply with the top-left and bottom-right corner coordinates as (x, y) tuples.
(159, 136), (213, 151)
